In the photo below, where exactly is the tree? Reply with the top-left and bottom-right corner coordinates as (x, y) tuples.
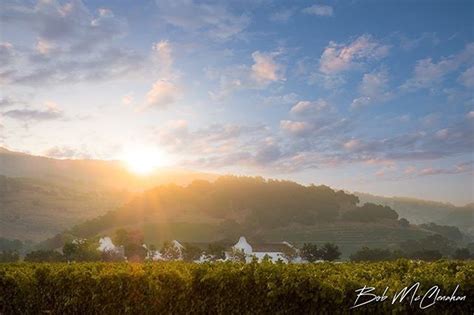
(452, 248), (471, 260)
(398, 218), (410, 228)
(350, 247), (397, 262)
(320, 243), (341, 261)
(63, 239), (100, 262)
(410, 250), (442, 261)
(343, 203), (398, 222)
(205, 243), (226, 261)
(101, 249), (125, 262)
(281, 245), (298, 263)
(182, 244), (203, 262)
(124, 243), (146, 262)
(24, 250), (64, 262)
(0, 250), (19, 262)
(300, 243), (320, 262)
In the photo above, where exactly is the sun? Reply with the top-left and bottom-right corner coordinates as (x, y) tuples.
(120, 146), (170, 175)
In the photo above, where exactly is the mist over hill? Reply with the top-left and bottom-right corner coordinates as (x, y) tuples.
(0, 147), (217, 241)
(0, 147), (218, 190)
(356, 192), (474, 237)
(1, 148), (471, 254)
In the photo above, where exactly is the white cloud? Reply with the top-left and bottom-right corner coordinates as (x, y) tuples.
(459, 66), (474, 87)
(319, 35), (390, 74)
(251, 51), (285, 84)
(302, 5), (333, 16)
(343, 139), (363, 151)
(269, 9), (294, 23)
(122, 93), (134, 106)
(290, 99), (330, 115)
(402, 43), (474, 90)
(145, 80), (180, 108)
(152, 40), (174, 78)
(35, 38), (55, 55)
(208, 50), (285, 100)
(351, 69), (392, 109)
(280, 120), (312, 136)
(155, 0), (250, 41)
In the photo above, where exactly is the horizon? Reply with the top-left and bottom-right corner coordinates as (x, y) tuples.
(1, 0), (473, 205)
(0, 144), (470, 207)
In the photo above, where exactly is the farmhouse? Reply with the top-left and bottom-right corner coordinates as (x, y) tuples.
(229, 236), (301, 263)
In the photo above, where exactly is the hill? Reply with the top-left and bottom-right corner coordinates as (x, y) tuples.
(0, 147), (218, 241)
(0, 147), (218, 190)
(355, 192), (474, 237)
(40, 176), (441, 258)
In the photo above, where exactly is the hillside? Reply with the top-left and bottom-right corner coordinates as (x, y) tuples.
(0, 176), (134, 241)
(0, 148), (218, 241)
(0, 147), (218, 191)
(355, 192), (474, 236)
(40, 176), (441, 258)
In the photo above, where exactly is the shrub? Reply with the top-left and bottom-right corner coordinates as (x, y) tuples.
(0, 260), (471, 314)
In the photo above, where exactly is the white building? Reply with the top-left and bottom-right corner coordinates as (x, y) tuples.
(229, 236), (301, 263)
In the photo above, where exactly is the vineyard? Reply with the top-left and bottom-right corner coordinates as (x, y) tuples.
(1, 260), (472, 314)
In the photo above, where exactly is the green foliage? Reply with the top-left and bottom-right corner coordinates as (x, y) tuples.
(182, 244), (203, 262)
(0, 238), (23, 252)
(0, 261), (472, 314)
(399, 234), (456, 256)
(24, 250), (64, 262)
(342, 203), (398, 222)
(319, 243), (341, 261)
(398, 217), (410, 228)
(350, 247), (403, 262)
(300, 243), (320, 262)
(419, 223), (464, 242)
(63, 240), (100, 262)
(205, 243), (226, 261)
(0, 250), (19, 263)
(452, 248), (471, 260)
(409, 250), (443, 261)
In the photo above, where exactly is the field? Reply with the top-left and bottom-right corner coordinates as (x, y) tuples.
(1, 260), (472, 314)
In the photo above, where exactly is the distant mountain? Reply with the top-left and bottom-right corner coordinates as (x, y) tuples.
(0, 147), (218, 241)
(0, 147), (218, 191)
(355, 192), (474, 236)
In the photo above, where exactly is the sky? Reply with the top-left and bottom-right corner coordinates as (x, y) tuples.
(0, 0), (473, 205)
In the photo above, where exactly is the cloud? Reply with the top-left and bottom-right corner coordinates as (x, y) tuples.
(0, 1), (143, 87)
(145, 80), (180, 109)
(251, 51), (285, 84)
(0, 97), (23, 108)
(302, 4), (333, 16)
(269, 9), (294, 23)
(459, 66), (474, 87)
(280, 120), (312, 136)
(319, 35), (390, 74)
(351, 69), (392, 109)
(122, 93), (134, 106)
(290, 99), (330, 115)
(155, 0), (250, 41)
(208, 50), (285, 100)
(35, 37), (55, 55)
(3, 101), (63, 121)
(262, 93), (299, 106)
(0, 42), (14, 64)
(401, 43), (474, 90)
(44, 145), (91, 159)
(152, 40), (174, 78)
